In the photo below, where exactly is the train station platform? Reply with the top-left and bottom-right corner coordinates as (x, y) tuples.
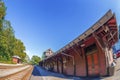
(31, 58), (120, 80)
(30, 66), (80, 80)
(0, 63), (23, 66)
(0, 65), (30, 78)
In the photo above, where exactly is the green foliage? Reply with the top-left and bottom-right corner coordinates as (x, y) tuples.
(12, 39), (26, 60)
(0, 1), (6, 29)
(0, 1), (27, 63)
(0, 60), (15, 64)
(24, 54), (30, 63)
(30, 55), (41, 65)
(0, 1), (6, 19)
(0, 20), (27, 63)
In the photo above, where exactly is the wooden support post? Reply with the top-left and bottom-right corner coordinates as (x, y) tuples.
(61, 56), (63, 74)
(57, 58), (59, 73)
(93, 33), (109, 75)
(73, 56), (76, 76)
(93, 33), (104, 52)
(61, 53), (75, 76)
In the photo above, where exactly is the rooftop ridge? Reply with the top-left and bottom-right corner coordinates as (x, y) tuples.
(55, 9), (113, 54)
(43, 9), (114, 61)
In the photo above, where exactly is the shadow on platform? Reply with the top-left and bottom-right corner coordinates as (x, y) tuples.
(31, 66), (105, 80)
(32, 66), (41, 76)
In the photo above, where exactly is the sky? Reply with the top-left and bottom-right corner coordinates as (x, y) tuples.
(4, 0), (120, 58)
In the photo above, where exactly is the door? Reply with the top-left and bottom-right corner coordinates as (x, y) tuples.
(85, 43), (100, 76)
(87, 53), (99, 76)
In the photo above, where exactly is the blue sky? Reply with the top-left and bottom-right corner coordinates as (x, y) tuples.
(4, 0), (120, 58)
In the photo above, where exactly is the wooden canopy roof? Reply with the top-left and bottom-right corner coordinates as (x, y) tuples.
(42, 9), (118, 61)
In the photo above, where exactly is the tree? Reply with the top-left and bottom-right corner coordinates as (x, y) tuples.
(12, 39), (26, 59)
(0, 20), (14, 61)
(0, 1), (6, 29)
(0, 1), (6, 19)
(24, 54), (30, 63)
(0, 1), (13, 61)
(30, 55), (41, 65)
(0, 1), (27, 63)
(0, 20), (26, 61)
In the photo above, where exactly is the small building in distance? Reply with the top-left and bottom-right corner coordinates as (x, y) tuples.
(42, 49), (54, 59)
(12, 55), (21, 64)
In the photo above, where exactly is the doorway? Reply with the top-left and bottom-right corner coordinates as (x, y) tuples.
(85, 43), (100, 76)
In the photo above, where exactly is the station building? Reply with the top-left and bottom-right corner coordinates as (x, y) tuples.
(39, 10), (119, 77)
(42, 49), (54, 59)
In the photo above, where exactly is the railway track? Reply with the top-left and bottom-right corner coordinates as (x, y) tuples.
(0, 64), (27, 69)
(0, 65), (33, 80)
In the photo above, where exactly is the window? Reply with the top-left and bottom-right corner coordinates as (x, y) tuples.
(85, 43), (98, 55)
